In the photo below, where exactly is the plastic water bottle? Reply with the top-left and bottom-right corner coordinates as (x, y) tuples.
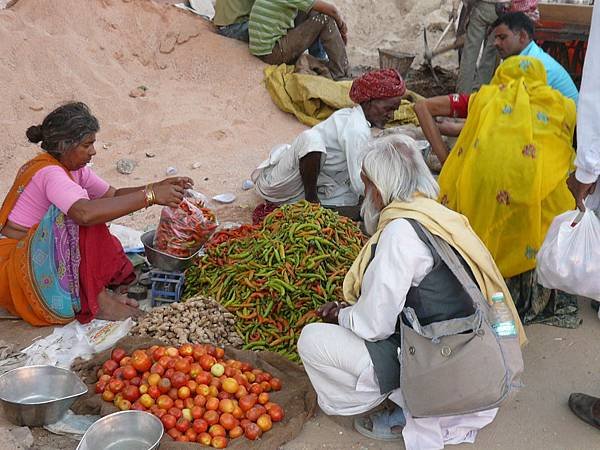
(490, 292), (517, 337)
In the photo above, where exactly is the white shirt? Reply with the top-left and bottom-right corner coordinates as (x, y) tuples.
(338, 218), (434, 339)
(252, 106), (371, 207)
(575, 3), (600, 184)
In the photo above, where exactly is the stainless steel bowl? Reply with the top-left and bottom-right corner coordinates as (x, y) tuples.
(77, 410), (164, 450)
(141, 230), (202, 272)
(0, 365), (88, 426)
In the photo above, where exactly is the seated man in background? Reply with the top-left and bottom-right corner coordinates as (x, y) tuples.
(213, 0), (254, 42)
(213, 0), (326, 59)
(249, 0), (349, 80)
(298, 133), (524, 448)
(251, 69), (405, 215)
(493, 11), (579, 103)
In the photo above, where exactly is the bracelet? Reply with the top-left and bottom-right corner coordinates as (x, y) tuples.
(144, 184), (156, 207)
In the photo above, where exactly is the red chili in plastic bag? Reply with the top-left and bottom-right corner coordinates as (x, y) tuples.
(154, 197), (218, 258)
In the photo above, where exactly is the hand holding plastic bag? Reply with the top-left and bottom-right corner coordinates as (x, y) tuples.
(536, 209), (600, 300)
(153, 190), (218, 258)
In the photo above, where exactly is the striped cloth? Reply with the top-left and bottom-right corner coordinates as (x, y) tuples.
(249, 0), (315, 56)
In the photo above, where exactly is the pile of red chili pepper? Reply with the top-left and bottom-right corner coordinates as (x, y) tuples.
(154, 197), (218, 258)
(184, 201), (365, 362)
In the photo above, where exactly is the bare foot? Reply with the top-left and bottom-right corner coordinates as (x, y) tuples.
(96, 290), (144, 321)
(116, 295), (139, 308)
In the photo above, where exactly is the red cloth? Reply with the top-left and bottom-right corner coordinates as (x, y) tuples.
(448, 93), (470, 119)
(510, 0), (537, 12)
(349, 69), (406, 104)
(77, 224), (135, 323)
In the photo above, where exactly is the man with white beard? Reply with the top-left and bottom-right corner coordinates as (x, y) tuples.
(298, 134), (525, 449)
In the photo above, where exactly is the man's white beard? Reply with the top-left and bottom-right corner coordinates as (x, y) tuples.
(361, 192), (381, 236)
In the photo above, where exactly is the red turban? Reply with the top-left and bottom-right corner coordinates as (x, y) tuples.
(349, 69), (406, 104)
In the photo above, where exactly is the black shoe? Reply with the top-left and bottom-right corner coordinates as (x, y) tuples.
(569, 393), (600, 430)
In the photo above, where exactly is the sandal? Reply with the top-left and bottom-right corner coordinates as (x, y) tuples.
(353, 406), (406, 441)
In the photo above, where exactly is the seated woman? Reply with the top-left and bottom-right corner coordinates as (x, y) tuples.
(0, 102), (192, 326)
(430, 56), (580, 327)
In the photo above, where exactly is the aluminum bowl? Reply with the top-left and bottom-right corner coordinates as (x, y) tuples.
(0, 365), (88, 426)
(77, 410), (163, 450)
(141, 230), (202, 272)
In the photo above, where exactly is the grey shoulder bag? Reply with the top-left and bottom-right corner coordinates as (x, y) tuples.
(400, 223), (524, 417)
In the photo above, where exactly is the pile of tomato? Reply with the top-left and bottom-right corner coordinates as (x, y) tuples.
(96, 344), (284, 448)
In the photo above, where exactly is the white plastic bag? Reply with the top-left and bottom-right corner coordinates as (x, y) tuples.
(22, 319), (135, 368)
(536, 209), (600, 300)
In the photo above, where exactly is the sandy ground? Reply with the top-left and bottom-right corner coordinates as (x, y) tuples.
(1, 0), (599, 449)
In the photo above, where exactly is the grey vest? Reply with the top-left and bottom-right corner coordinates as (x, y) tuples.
(364, 219), (476, 394)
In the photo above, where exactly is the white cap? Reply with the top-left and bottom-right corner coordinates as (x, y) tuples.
(491, 292), (505, 302)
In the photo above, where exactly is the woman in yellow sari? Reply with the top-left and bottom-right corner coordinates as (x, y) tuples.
(438, 56), (579, 327)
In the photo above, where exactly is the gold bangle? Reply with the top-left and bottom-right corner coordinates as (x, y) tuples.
(148, 184), (156, 206)
(144, 184), (154, 207)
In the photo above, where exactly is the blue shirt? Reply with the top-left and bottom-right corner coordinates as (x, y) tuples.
(520, 41), (579, 104)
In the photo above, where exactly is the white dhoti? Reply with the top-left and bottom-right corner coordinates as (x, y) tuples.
(298, 323), (498, 450)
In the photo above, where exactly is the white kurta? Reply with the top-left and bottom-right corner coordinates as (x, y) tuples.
(298, 219), (498, 450)
(575, 3), (600, 185)
(251, 106), (371, 207)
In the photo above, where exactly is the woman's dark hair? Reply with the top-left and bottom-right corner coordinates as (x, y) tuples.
(492, 12), (535, 39)
(26, 102), (100, 158)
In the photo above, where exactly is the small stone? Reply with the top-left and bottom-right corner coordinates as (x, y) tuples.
(242, 179), (254, 190)
(166, 166), (178, 176)
(116, 159), (136, 175)
(212, 193), (236, 204)
(29, 103), (44, 111)
(191, 162), (202, 170)
(204, 177), (209, 181)
(129, 86), (148, 98)
(102, 143), (110, 149)
(146, 152), (156, 158)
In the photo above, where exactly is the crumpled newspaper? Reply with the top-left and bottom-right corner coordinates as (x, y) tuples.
(22, 319), (135, 369)
(0, 340), (27, 375)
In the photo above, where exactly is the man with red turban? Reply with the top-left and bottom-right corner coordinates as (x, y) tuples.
(251, 69), (406, 212)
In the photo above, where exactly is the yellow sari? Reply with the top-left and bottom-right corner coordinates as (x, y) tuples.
(439, 56), (576, 278)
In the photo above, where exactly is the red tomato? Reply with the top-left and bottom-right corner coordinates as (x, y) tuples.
(175, 418), (191, 433)
(171, 371), (188, 389)
(131, 350), (152, 373)
(122, 385), (140, 402)
(102, 360), (119, 376)
(122, 365), (137, 380)
(162, 413), (177, 430)
(111, 348), (127, 364)
(193, 418), (208, 434)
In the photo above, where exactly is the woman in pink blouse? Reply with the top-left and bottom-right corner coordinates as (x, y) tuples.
(0, 102), (192, 326)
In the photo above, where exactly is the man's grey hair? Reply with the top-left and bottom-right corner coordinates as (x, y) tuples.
(362, 134), (439, 206)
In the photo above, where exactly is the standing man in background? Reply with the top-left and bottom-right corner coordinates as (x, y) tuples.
(457, 0), (508, 93)
(567, 1), (600, 429)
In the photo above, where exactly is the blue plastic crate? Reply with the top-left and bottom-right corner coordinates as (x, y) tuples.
(150, 270), (185, 306)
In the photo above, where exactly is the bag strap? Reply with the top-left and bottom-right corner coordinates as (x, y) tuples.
(409, 220), (490, 312)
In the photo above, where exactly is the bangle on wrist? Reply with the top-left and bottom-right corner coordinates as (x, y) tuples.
(144, 184), (156, 207)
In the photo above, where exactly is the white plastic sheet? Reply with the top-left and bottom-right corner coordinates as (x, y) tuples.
(22, 319), (135, 369)
(536, 209), (600, 301)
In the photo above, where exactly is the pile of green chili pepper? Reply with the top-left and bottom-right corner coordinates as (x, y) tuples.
(184, 201), (365, 362)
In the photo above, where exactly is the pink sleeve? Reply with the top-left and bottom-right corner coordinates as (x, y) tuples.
(76, 167), (110, 200)
(39, 166), (91, 215)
